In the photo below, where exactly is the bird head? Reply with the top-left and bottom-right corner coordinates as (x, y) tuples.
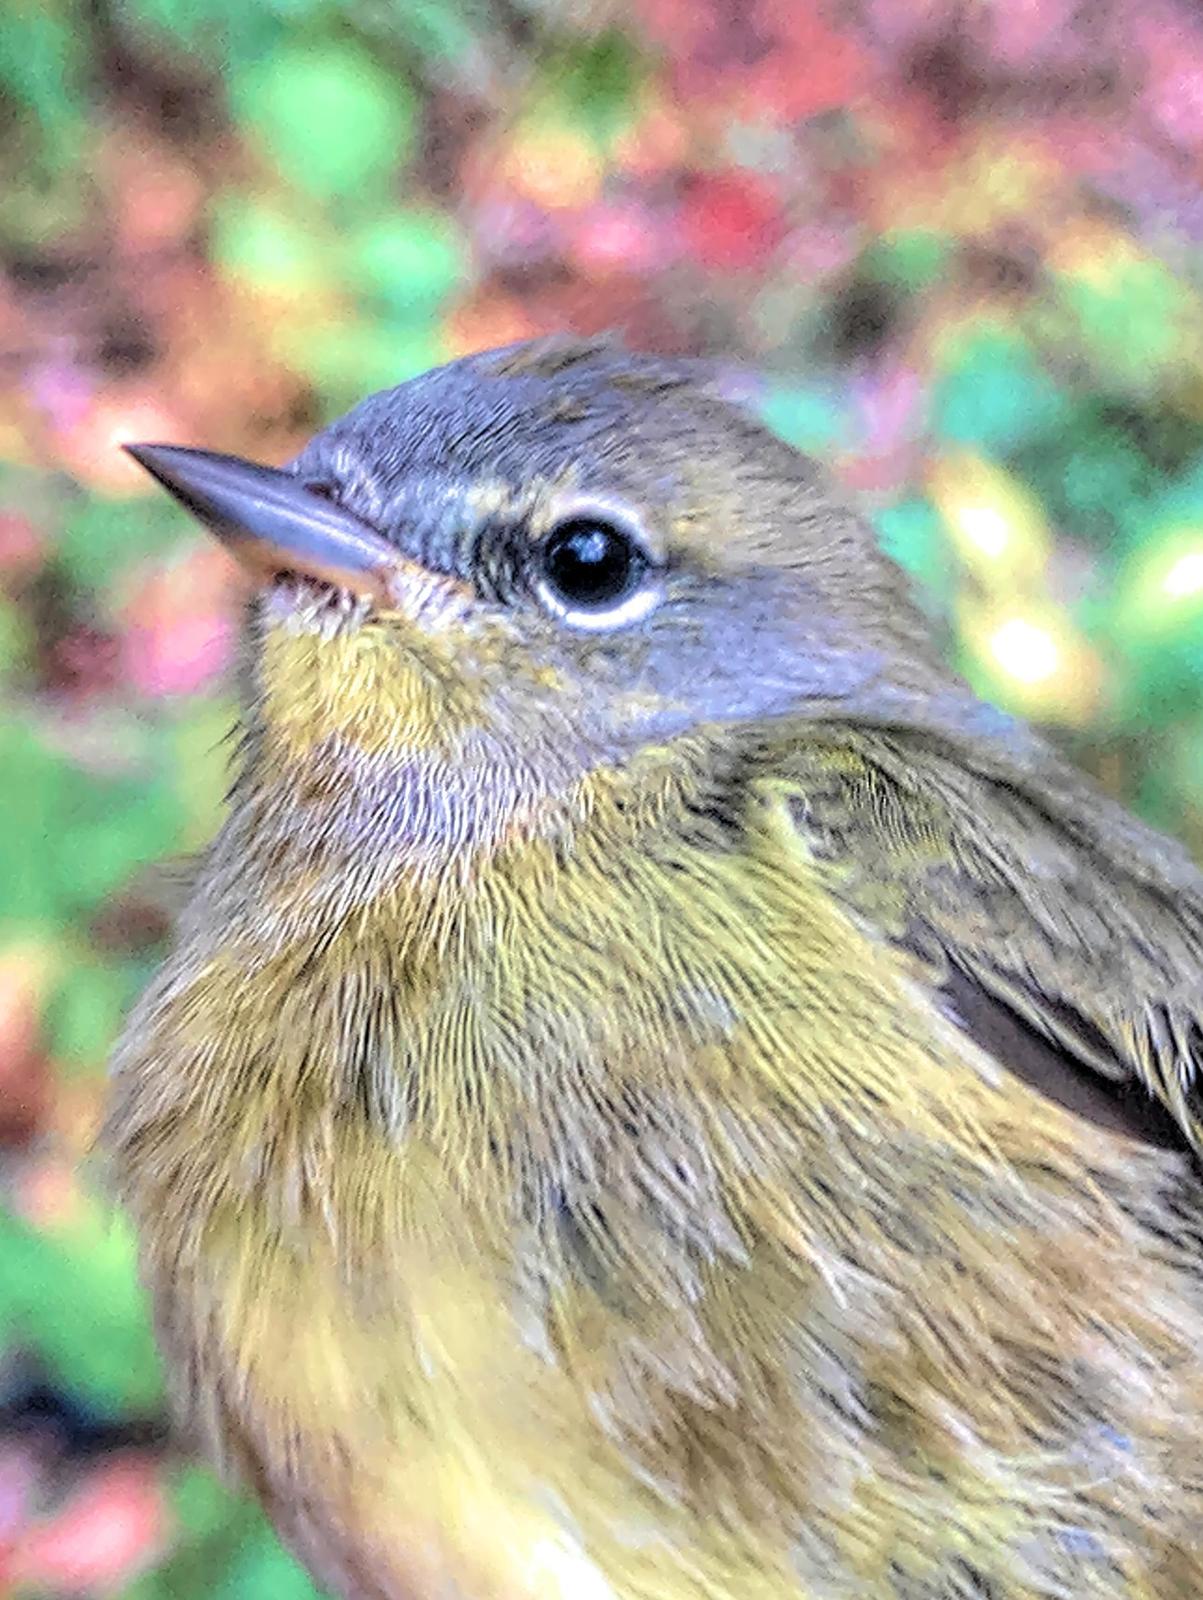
(126, 337), (1012, 912)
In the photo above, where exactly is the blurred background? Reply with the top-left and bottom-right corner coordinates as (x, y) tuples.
(2, 0), (1203, 1592)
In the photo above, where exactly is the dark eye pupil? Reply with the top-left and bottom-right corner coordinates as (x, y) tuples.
(542, 519), (644, 609)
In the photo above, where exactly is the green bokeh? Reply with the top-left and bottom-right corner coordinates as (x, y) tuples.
(230, 42), (418, 199)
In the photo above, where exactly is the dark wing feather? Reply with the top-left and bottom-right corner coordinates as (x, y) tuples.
(782, 726), (1203, 1154)
(937, 963), (1187, 1149)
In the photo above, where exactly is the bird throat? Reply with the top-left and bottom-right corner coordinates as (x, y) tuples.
(256, 618), (454, 764)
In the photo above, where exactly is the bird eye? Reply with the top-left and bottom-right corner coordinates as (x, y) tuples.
(534, 515), (659, 629)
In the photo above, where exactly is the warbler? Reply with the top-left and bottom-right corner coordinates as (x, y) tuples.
(106, 337), (1203, 1600)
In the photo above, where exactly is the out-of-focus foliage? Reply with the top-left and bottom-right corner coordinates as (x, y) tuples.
(1, 0), (1202, 1591)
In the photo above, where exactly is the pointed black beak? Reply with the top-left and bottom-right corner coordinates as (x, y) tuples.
(123, 444), (404, 601)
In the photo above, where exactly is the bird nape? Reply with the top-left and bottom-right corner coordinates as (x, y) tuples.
(107, 336), (1203, 1600)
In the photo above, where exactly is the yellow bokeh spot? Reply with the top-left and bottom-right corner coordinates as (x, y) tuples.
(1162, 548), (1203, 601)
(506, 121), (604, 211)
(961, 598), (1100, 724)
(888, 134), (1054, 238)
(928, 451), (1050, 585)
(1118, 526), (1203, 633)
(988, 616), (1061, 685)
(956, 502), (1012, 560)
(1047, 220), (1143, 287)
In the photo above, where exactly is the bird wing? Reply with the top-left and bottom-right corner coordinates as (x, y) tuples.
(781, 725), (1203, 1154)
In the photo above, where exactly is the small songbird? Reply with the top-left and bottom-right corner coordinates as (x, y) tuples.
(107, 337), (1203, 1600)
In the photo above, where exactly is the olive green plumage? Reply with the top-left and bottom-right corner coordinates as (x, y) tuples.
(106, 338), (1203, 1599)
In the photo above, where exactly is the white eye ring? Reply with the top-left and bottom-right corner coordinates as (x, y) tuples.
(534, 573), (663, 631)
(532, 507), (663, 631)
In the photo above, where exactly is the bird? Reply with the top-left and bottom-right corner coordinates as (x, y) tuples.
(106, 335), (1203, 1600)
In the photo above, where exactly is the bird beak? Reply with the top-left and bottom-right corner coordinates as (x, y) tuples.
(123, 443), (405, 602)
